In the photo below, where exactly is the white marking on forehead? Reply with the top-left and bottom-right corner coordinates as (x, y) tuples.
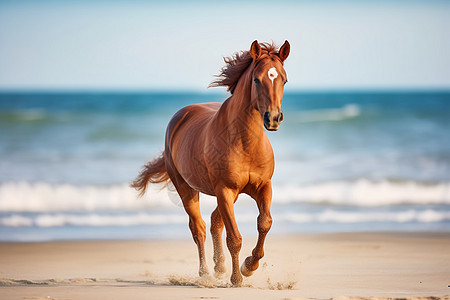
(267, 67), (278, 85)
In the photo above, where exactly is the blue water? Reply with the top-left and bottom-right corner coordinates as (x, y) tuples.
(0, 91), (449, 241)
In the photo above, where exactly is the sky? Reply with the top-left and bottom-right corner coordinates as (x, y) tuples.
(0, 0), (449, 91)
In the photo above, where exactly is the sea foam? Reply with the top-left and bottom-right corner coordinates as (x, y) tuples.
(1, 209), (449, 228)
(0, 180), (449, 212)
(290, 104), (361, 123)
(274, 179), (450, 206)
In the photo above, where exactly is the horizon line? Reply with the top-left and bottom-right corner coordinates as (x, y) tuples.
(0, 87), (450, 94)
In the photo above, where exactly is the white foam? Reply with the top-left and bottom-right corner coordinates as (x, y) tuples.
(0, 179), (449, 213)
(1, 209), (449, 228)
(4, 109), (48, 122)
(0, 213), (181, 227)
(0, 212), (188, 227)
(0, 181), (179, 212)
(34, 213), (187, 227)
(292, 104), (360, 123)
(279, 209), (450, 224)
(274, 179), (450, 207)
(0, 214), (34, 227)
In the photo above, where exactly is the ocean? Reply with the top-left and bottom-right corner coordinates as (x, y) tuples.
(0, 91), (449, 241)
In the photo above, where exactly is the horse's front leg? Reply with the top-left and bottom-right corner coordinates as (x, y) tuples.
(215, 187), (242, 286)
(241, 181), (272, 277)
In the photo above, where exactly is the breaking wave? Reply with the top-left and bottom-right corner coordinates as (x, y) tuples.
(290, 104), (361, 123)
(274, 179), (450, 207)
(0, 109), (50, 123)
(1, 209), (449, 228)
(0, 180), (449, 212)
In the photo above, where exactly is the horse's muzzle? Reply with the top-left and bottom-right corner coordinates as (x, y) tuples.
(263, 111), (284, 131)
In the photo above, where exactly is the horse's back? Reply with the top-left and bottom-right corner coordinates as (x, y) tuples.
(166, 102), (220, 146)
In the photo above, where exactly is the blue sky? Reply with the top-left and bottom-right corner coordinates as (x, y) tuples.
(0, 0), (449, 91)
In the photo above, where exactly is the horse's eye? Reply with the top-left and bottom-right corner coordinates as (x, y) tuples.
(284, 79), (288, 85)
(254, 78), (260, 85)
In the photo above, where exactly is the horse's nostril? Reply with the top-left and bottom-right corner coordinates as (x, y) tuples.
(277, 112), (284, 123)
(264, 112), (271, 123)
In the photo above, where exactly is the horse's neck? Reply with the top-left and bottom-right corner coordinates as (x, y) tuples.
(217, 72), (265, 145)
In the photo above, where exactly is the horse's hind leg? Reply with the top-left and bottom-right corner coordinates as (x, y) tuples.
(210, 206), (226, 278)
(167, 166), (209, 277)
(185, 197), (209, 277)
(215, 187), (242, 286)
(241, 182), (273, 277)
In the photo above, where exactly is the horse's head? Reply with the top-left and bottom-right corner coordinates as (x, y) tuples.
(250, 40), (290, 131)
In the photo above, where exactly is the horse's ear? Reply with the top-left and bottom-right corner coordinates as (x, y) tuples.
(250, 40), (261, 61)
(278, 40), (290, 62)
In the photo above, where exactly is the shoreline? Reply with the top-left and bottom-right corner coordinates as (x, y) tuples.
(1, 232), (449, 300)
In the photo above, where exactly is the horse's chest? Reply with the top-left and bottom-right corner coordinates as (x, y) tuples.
(218, 151), (274, 186)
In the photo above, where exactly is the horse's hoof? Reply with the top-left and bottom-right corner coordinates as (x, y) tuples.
(240, 262), (254, 277)
(199, 268), (210, 277)
(214, 264), (226, 279)
(240, 256), (257, 277)
(214, 263), (227, 279)
(214, 271), (226, 279)
(230, 273), (243, 287)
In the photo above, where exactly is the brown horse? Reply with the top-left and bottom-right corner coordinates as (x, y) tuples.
(131, 40), (290, 286)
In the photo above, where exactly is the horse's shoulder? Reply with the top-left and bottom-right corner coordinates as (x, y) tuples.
(167, 102), (221, 138)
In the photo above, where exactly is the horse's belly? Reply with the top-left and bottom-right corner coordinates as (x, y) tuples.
(178, 161), (215, 196)
(186, 177), (215, 196)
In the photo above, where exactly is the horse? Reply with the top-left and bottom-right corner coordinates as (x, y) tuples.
(131, 40), (290, 286)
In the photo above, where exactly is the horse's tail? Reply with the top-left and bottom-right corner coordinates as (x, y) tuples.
(130, 153), (170, 197)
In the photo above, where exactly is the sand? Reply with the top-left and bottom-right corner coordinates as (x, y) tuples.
(0, 232), (449, 300)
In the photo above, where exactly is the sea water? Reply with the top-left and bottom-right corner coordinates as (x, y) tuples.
(0, 91), (449, 241)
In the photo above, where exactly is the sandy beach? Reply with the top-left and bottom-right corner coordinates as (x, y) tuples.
(0, 232), (449, 300)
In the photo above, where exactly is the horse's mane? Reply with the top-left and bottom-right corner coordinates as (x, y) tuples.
(209, 42), (278, 94)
